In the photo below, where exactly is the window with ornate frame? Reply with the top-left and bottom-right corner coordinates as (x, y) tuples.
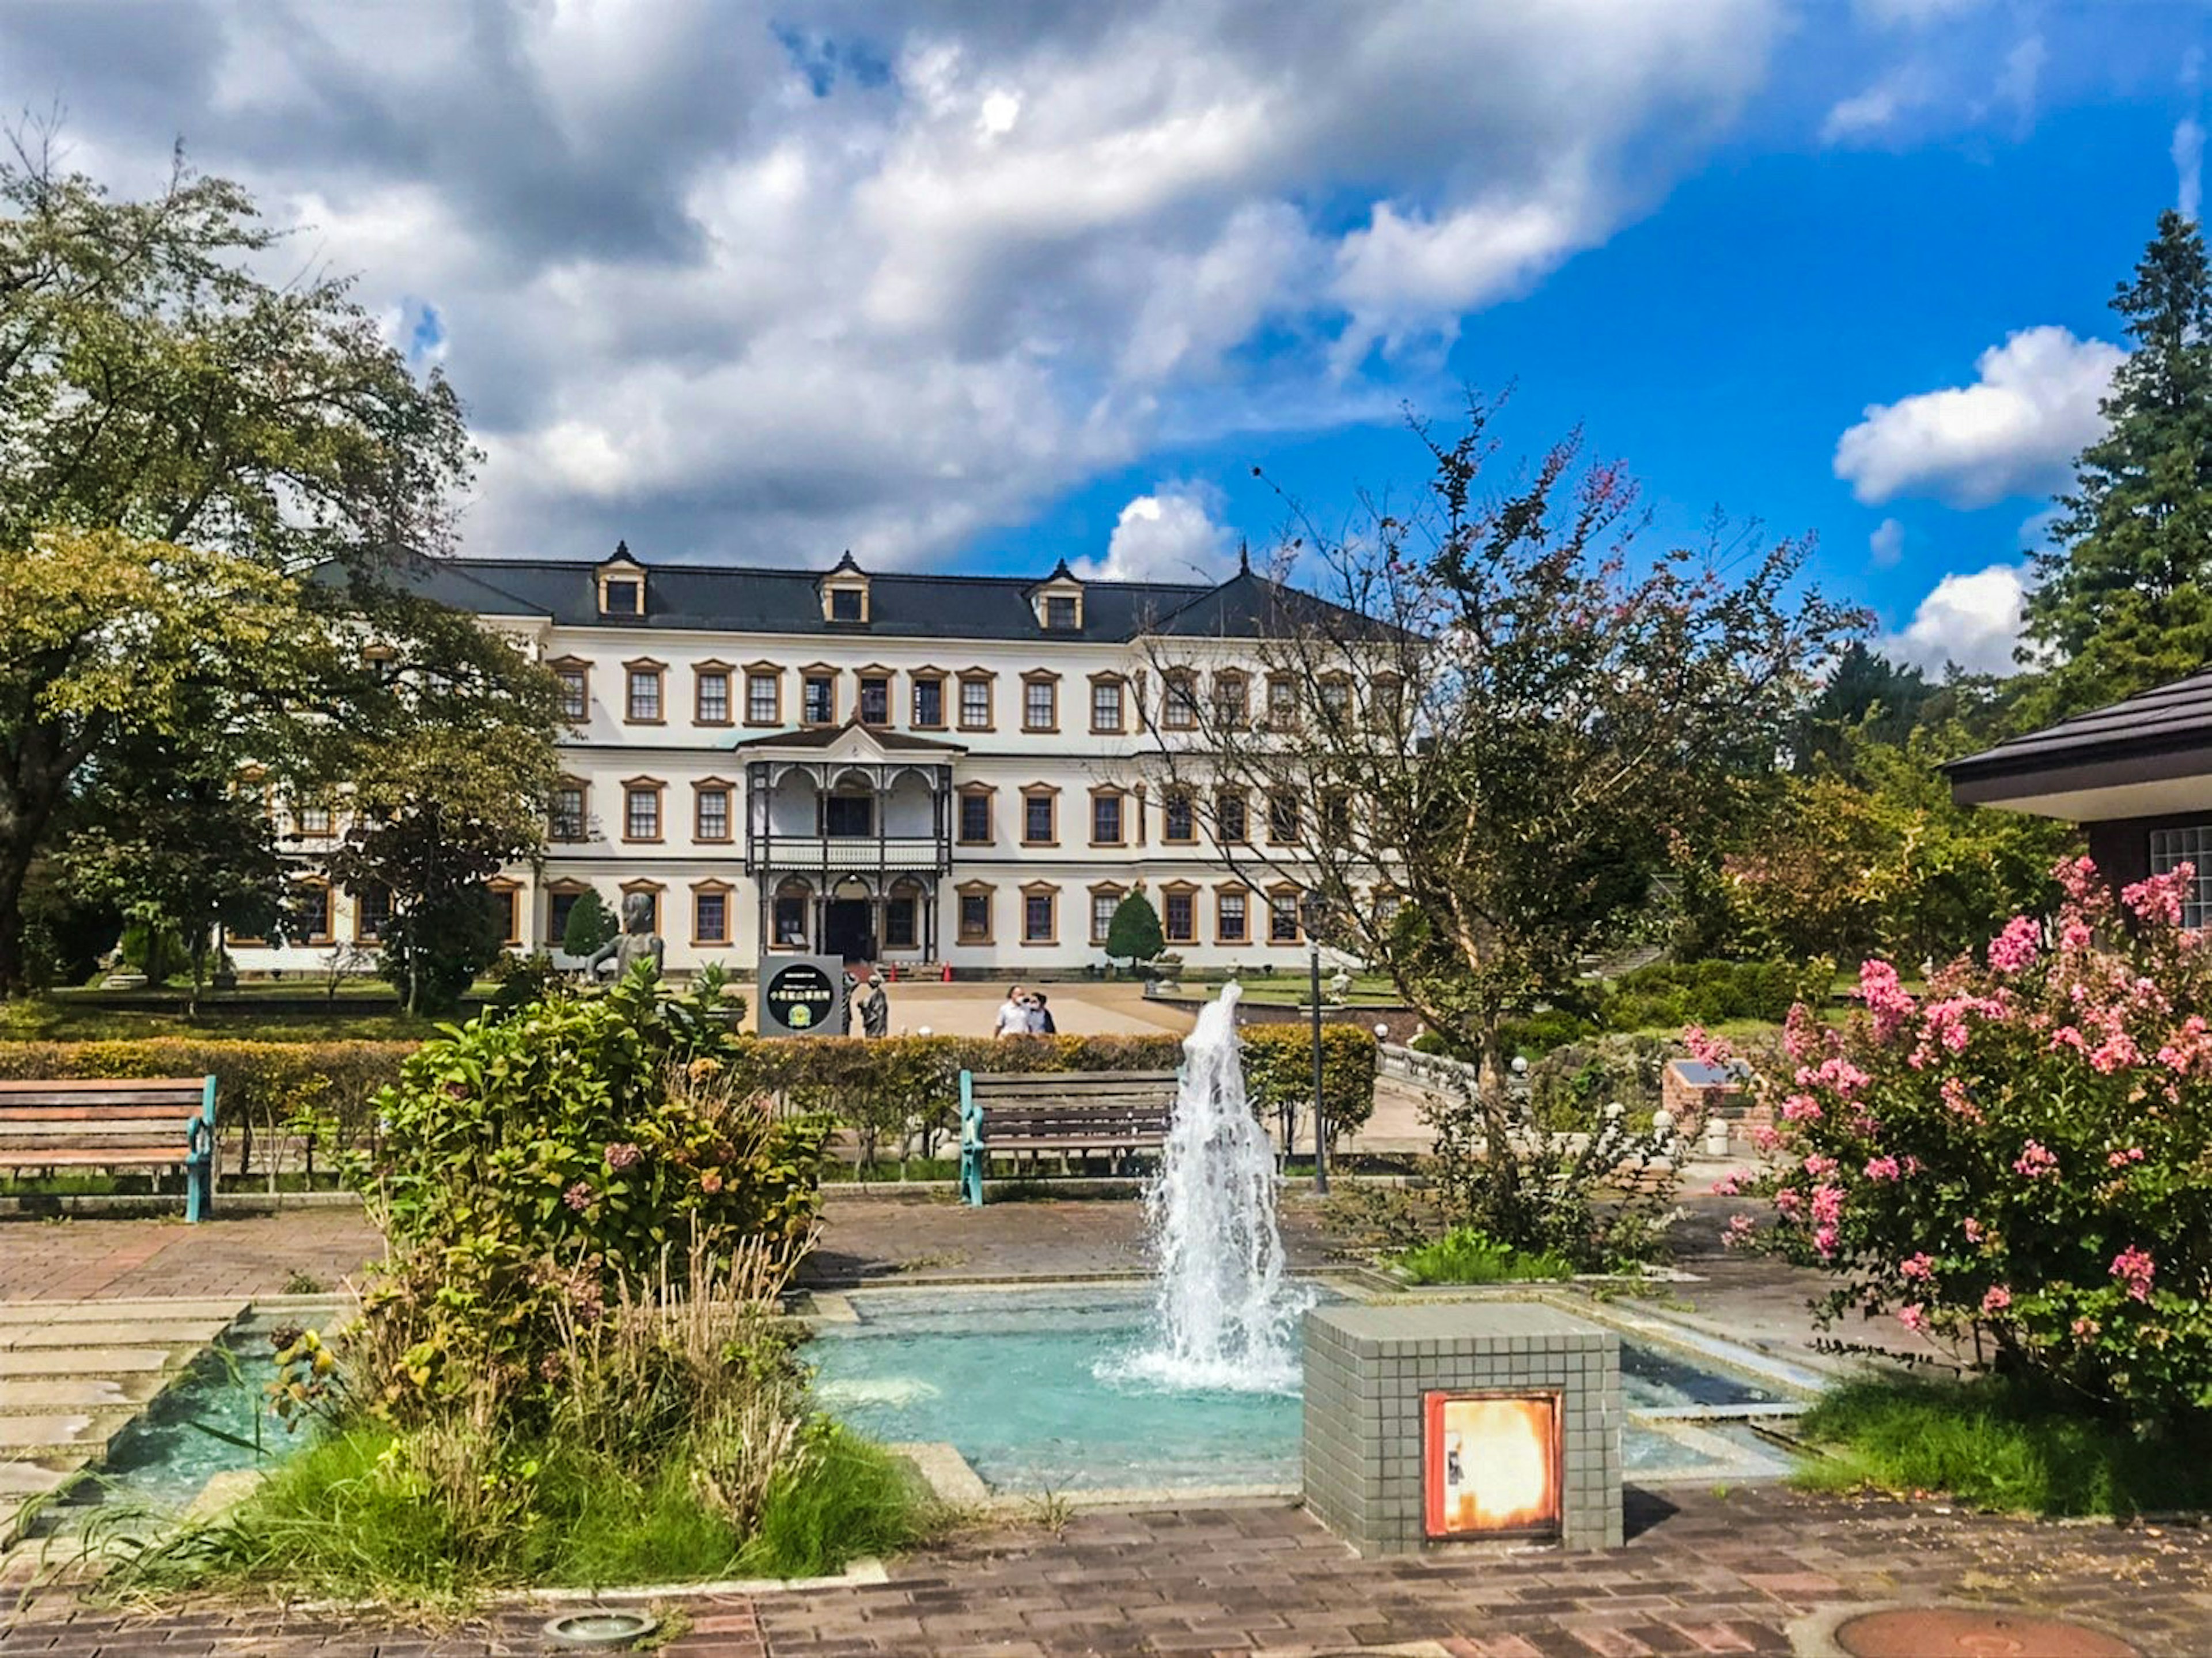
(1216, 885), (1249, 944)
(1162, 788), (1196, 844)
(1089, 883), (1126, 945)
(1268, 886), (1302, 945)
(1213, 670), (1249, 729)
(956, 881), (994, 945)
(1215, 788), (1249, 845)
(622, 777), (665, 843)
(1090, 787), (1126, 846)
(910, 669), (948, 730)
(551, 779), (589, 843)
(1090, 674), (1126, 734)
(1267, 790), (1301, 845)
(1021, 784), (1059, 847)
(1020, 881), (1058, 946)
(1161, 882), (1198, 944)
(623, 659), (666, 723)
(293, 880), (335, 946)
(956, 784), (994, 845)
(551, 657), (592, 723)
(546, 882), (586, 947)
(1162, 670), (1199, 731)
(958, 670), (995, 731)
(1264, 672), (1298, 730)
(694, 779), (734, 843)
(800, 665), (838, 726)
(691, 881), (733, 946)
(744, 663), (783, 726)
(1022, 671), (1060, 734)
(857, 667), (893, 727)
(694, 662), (733, 726)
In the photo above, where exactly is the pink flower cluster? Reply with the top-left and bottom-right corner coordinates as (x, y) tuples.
(1862, 1155), (1902, 1182)
(1988, 915), (2041, 974)
(2106, 1146), (2145, 1169)
(1899, 1252), (1934, 1281)
(1856, 959), (1917, 1039)
(2012, 1141), (2058, 1179)
(562, 1181), (593, 1212)
(1681, 1025), (1736, 1067)
(1980, 1285), (2013, 1314)
(2122, 863), (2194, 928)
(2111, 1246), (2156, 1302)
(604, 1141), (642, 1170)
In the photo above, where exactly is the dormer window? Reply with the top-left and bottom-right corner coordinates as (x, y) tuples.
(819, 551), (871, 625)
(1027, 559), (1085, 631)
(596, 540), (647, 618)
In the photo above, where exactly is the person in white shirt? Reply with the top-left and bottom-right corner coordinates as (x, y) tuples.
(994, 985), (1033, 1039)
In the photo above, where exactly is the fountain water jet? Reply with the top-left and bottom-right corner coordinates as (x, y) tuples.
(1100, 982), (1311, 1393)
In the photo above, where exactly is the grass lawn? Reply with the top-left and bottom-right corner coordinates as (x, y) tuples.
(1794, 1375), (2212, 1517)
(1389, 1226), (1576, 1285)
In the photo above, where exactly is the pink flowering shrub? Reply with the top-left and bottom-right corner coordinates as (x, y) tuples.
(1750, 855), (2212, 1422)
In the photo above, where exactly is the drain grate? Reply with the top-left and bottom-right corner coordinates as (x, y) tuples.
(1832, 1606), (2139, 1657)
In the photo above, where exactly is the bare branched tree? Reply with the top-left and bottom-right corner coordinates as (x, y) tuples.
(1132, 397), (1866, 1245)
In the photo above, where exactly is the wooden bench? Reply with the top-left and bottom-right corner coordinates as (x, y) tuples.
(0, 1077), (219, 1221)
(957, 1069), (1179, 1205)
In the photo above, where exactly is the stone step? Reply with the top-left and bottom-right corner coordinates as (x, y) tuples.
(0, 1299), (245, 1326)
(0, 1347), (185, 1379)
(0, 1319), (232, 1351)
(0, 1374), (172, 1414)
(0, 1409), (138, 1452)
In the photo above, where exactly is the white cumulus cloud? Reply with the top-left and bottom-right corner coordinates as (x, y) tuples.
(2176, 116), (2205, 219)
(1879, 563), (2029, 676)
(1073, 487), (1239, 583)
(0, 0), (1785, 566)
(1869, 518), (1905, 567)
(1833, 325), (2123, 508)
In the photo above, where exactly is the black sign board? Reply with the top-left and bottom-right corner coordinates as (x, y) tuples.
(759, 955), (845, 1037)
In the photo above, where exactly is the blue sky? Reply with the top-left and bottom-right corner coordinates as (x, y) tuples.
(7, 0), (2208, 673)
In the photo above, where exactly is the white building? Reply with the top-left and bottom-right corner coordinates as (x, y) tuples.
(238, 543), (1366, 978)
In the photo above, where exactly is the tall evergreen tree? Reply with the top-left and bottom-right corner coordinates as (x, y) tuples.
(2025, 211), (2212, 710)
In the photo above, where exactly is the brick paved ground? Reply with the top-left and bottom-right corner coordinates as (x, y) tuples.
(7, 1486), (2209, 1656)
(0, 1209), (381, 1303)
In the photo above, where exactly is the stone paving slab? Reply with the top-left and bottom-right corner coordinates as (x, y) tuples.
(7, 1488), (2212, 1656)
(0, 1317), (232, 1350)
(0, 1297), (249, 1325)
(0, 1210), (380, 1303)
(0, 1374), (170, 1413)
(0, 1411), (135, 1451)
(0, 1346), (179, 1378)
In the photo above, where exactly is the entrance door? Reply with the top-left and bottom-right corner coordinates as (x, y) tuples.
(824, 899), (874, 963)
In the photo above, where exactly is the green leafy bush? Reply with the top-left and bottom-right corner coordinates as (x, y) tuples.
(1600, 958), (1811, 1031)
(362, 966), (831, 1422)
(1391, 1226), (1575, 1284)
(1240, 1023), (1378, 1148)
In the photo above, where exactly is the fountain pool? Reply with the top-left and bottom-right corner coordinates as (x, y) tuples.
(807, 1284), (1807, 1496)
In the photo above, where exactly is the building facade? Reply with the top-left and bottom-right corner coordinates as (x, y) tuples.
(235, 544), (1365, 977)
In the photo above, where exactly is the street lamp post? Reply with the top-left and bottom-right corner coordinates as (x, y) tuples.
(1300, 893), (1334, 1196)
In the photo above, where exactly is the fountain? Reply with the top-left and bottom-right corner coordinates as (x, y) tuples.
(1101, 983), (1311, 1393)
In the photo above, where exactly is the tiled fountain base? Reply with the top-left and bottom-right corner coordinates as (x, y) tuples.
(0, 1296), (248, 1545)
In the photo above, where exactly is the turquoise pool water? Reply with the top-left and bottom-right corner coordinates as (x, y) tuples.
(809, 1287), (1800, 1493)
(98, 1318), (317, 1509)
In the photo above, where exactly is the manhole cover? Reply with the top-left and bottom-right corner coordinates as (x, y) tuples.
(1833, 1607), (2138, 1658)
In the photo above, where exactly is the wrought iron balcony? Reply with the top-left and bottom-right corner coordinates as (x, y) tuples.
(744, 830), (952, 876)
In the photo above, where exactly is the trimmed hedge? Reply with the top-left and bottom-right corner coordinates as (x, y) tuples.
(0, 1023), (1380, 1174)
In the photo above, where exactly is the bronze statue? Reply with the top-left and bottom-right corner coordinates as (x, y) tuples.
(586, 890), (664, 980)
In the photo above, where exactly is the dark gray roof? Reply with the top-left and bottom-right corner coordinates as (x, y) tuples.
(1945, 665), (2212, 786)
(729, 718), (965, 754)
(374, 553), (1394, 643)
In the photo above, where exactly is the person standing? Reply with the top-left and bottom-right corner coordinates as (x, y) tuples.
(994, 984), (1032, 1038)
(1028, 990), (1057, 1035)
(861, 971), (891, 1038)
